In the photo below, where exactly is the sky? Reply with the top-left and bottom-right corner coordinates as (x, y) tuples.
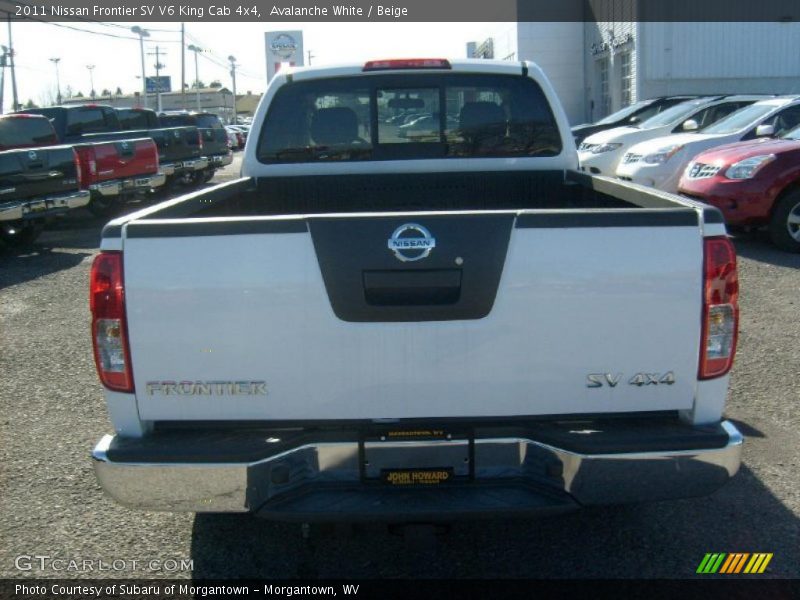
(4, 21), (501, 108)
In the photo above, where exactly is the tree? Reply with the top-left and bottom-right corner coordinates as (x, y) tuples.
(63, 85), (74, 99)
(101, 88), (112, 97)
(209, 80), (222, 88)
(115, 86), (123, 95)
(191, 80), (206, 89)
(75, 91), (84, 98)
(24, 99), (38, 108)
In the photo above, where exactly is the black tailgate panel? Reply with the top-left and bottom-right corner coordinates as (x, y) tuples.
(309, 213), (514, 322)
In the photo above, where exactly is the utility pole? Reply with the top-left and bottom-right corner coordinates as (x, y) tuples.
(187, 44), (202, 112)
(307, 50), (314, 66)
(131, 26), (150, 109)
(147, 45), (166, 112)
(0, 46), (6, 114)
(86, 64), (95, 99)
(7, 16), (18, 111)
(228, 55), (237, 124)
(180, 23), (186, 110)
(49, 57), (61, 105)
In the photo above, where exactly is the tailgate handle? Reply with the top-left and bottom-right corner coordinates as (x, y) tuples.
(363, 269), (462, 306)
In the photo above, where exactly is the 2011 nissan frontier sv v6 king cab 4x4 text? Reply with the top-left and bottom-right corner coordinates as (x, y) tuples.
(90, 59), (743, 520)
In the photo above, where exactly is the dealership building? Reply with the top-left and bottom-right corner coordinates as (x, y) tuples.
(469, 21), (800, 124)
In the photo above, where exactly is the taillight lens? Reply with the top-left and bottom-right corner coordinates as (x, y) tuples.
(699, 237), (739, 379)
(363, 58), (451, 71)
(73, 149), (83, 189)
(90, 252), (134, 392)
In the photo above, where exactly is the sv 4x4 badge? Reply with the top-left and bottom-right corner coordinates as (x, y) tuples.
(586, 371), (676, 388)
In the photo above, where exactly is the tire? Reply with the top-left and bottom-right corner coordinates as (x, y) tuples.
(87, 195), (122, 218)
(201, 169), (215, 184)
(0, 221), (44, 248)
(768, 189), (800, 252)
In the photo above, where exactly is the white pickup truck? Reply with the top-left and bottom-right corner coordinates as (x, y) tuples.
(91, 59), (742, 520)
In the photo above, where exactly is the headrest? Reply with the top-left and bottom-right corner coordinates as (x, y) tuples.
(459, 102), (506, 133)
(310, 107), (359, 145)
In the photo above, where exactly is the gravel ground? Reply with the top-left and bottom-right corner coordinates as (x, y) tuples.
(1, 156), (798, 579)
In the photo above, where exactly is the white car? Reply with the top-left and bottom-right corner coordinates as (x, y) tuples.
(578, 96), (765, 176)
(616, 96), (800, 192)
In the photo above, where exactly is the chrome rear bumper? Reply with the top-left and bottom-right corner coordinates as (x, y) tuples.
(90, 173), (167, 197)
(209, 152), (233, 167)
(92, 420), (742, 519)
(161, 157), (209, 175)
(0, 189), (91, 222)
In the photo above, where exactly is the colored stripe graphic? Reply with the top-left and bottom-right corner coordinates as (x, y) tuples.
(720, 553), (749, 573)
(697, 553), (726, 574)
(699, 552), (773, 574)
(744, 553), (773, 574)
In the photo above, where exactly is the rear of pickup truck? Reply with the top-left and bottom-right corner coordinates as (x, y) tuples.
(73, 138), (165, 217)
(0, 113), (90, 245)
(91, 60), (742, 520)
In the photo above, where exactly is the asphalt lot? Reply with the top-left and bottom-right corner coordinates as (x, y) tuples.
(1, 154), (798, 579)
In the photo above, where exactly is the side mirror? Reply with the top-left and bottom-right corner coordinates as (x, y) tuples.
(755, 123), (775, 137)
(682, 119), (699, 131)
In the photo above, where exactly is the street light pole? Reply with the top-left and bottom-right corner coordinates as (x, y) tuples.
(49, 57), (62, 105)
(86, 64), (95, 100)
(228, 55), (237, 124)
(187, 44), (202, 112)
(131, 26), (150, 109)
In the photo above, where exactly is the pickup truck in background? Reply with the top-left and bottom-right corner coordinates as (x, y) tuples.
(72, 138), (164, 217)
(159, 111), (233, 184)
(0, 114), (89, 246)
(115, 107), (206, 187)
(91, 59), (743, 520)
(679, 123), (800, 252)
(20, 105), (205, 192)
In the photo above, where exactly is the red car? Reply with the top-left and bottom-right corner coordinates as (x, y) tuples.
(679, 125), (800, 252)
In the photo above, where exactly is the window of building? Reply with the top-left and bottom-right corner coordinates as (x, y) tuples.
(620, 53), (632, 107)
(598, 58), (610, 117)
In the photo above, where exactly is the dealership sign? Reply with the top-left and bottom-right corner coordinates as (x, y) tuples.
(265, 30), (304, 81)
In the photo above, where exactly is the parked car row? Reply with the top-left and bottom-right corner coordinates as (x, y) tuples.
(0, 105), (234, 247)
(225, 124), (250, 150)
(576, 95), (800, 251)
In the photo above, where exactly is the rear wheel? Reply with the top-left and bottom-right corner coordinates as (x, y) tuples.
(87, 195), (122, 218)
(201, 169), (215, 184)
(769, 190), (800, 252)
(0, 221), (44, 248)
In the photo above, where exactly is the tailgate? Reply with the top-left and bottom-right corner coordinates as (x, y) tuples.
(124, 211), (703, 421)
(0, 146), (79, 200)
(82, 139), (158, 182)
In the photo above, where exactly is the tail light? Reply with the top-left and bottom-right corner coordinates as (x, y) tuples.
(363, 58), (451, 71)
(699, 237), (739, 379)
(73, 149), (84, 189)
(90, 252), (134, 392)
(148, 139), (159, 171)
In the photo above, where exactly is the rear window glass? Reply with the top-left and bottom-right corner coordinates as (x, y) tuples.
(0, 117), (56, 149)
(160, 114), (192, 127)
(160, 114), (223, 129)
(195, 115), (223, 129)
(117, 110), (157, 130)
(257, 73), (562, 163)
(66, 108), (110, 136)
